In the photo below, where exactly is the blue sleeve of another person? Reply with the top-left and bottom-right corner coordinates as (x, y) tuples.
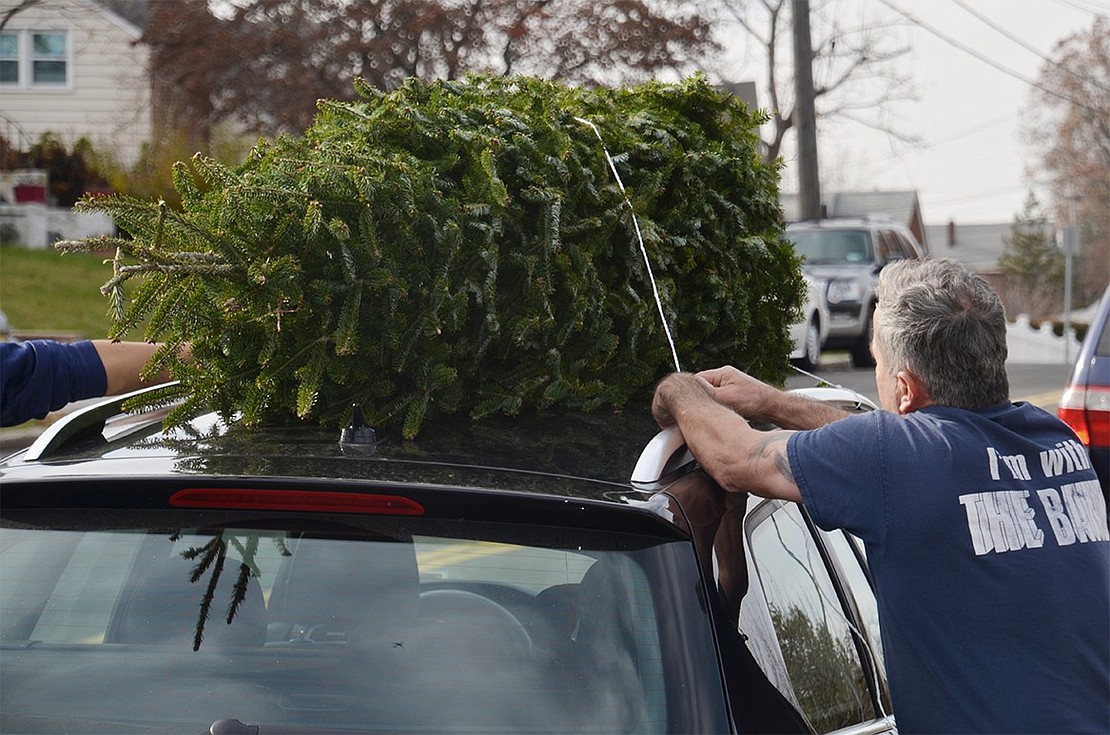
(0, 340), (107, 427)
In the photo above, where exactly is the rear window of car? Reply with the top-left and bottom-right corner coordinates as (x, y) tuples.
(0, 513), (726, 734)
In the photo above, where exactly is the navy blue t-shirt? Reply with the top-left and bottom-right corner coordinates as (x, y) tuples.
(0, 340), (107, 427)
(788, 403), (1109, 734)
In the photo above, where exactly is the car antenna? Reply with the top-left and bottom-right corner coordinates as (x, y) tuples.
(339, 403), (377, 455)
(575, 116), (682, 373)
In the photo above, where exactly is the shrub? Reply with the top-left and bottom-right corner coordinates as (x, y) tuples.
(60, 74), (800, 438)
(1, 133), (111, 207)
(94, 123), (257, 209)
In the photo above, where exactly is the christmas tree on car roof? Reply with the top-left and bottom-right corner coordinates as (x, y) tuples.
(60, 73), (801, 439)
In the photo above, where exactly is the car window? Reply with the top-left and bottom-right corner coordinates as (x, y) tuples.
(877, 230), (910, 261)
(1, 516), (727, 734)
(744, 502), (876, 733)
(898, 231), (922, 260)
(822, 530), (892, 716)
(789, 230), (873, 265)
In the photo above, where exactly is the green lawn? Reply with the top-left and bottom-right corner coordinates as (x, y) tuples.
(0, 245), (138, 441)
(0, 246), (127, 339)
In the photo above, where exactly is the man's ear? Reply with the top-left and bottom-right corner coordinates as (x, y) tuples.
(894, 370), (932, 414)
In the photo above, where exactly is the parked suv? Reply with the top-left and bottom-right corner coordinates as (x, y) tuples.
(0, 387), (892, 734)
(786, 217), (927, 367)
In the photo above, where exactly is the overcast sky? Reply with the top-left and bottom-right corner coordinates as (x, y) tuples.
(727, 0), (1106, 226)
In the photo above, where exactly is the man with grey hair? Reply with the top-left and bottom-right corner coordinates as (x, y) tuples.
(652, 258), (1108, 733)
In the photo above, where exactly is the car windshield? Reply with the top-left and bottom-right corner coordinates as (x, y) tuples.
(0, 513), (725, 734)
(788, 230), (873, 265)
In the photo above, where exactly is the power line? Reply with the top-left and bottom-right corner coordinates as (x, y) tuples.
(875, 0), (1104, 117)
(948, 0), (1109, 92)
(927, 111), (1017, 146)
(1048, 0), (1110, 15)
(928, 184), (1033, 207)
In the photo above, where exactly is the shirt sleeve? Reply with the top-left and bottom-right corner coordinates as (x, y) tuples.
(786, 411), (890, 543)
(1, 340), (108, 427)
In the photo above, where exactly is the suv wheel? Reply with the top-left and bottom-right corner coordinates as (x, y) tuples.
(850, 307), (876, 368)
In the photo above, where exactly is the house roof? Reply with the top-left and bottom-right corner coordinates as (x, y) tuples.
(91, 0), (148, 32)
(924, 221), (1057, 273)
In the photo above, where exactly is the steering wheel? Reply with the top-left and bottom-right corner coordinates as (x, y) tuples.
(418, 588), (533, 658)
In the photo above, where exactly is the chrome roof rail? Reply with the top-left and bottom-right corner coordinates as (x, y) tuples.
(22, 382), (181, 462)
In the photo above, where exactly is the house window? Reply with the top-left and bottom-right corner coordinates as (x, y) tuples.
(0, 33), (17, 84)
(0, 30), (69, 88)
(32, 32), (67, 85)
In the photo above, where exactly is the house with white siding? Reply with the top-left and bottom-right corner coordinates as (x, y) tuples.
(0, 0), (151, 167)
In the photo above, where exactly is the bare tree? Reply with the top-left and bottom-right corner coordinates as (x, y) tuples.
(0, 0), (42, 32)
(143, 0), (230, 150)
(139, 0), (716, 140)
(711, 0), (916, 163)
(1021, 15), (1110, 307)
(488, 0), (714, 85)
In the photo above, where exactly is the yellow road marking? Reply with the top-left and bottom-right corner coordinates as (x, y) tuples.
(1019, 390), (1063, 408)
(417, 541), (519, 571)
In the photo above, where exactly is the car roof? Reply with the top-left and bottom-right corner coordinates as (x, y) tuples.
(1071, 283), (1110, 382)
(0, 388), (660, 500)
(786, 215), (905, 232)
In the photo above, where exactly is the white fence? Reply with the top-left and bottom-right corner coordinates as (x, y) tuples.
(0, 204), (115, 249)
(1006, 315), (1083, 365)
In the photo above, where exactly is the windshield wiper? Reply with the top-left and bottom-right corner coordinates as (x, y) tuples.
(207, 719), (389, 734)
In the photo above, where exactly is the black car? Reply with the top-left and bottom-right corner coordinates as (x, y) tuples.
(0, 386), (892, 734)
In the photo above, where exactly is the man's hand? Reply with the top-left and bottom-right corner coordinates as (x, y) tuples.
(696, 366), (776, 422)
(652, 372), (712, 428)
(699, 364), (851, 430)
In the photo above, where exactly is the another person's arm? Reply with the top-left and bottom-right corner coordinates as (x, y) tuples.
(1, 339), (179, 427)
(1, 340), (107, 426)
(91, 340), (173, 395)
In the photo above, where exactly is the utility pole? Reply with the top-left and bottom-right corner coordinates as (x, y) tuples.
(1063, 186), (1079, 364)
(792, 0), (821, 220)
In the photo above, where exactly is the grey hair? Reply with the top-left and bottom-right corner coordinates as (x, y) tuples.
(873, 258), (1009, 408)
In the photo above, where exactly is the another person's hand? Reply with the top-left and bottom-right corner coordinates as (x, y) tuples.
(92, 341), (191, 396)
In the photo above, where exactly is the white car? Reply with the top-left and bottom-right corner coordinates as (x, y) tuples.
(790, 272), (829, 371)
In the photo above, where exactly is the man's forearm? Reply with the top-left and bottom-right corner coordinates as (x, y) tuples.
(695, 366), (851, 430)
(760, 389), (851, 430)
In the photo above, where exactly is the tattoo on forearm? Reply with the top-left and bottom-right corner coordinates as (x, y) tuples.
(774, 451), (795, 484)
(752, 434), (794, 484)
